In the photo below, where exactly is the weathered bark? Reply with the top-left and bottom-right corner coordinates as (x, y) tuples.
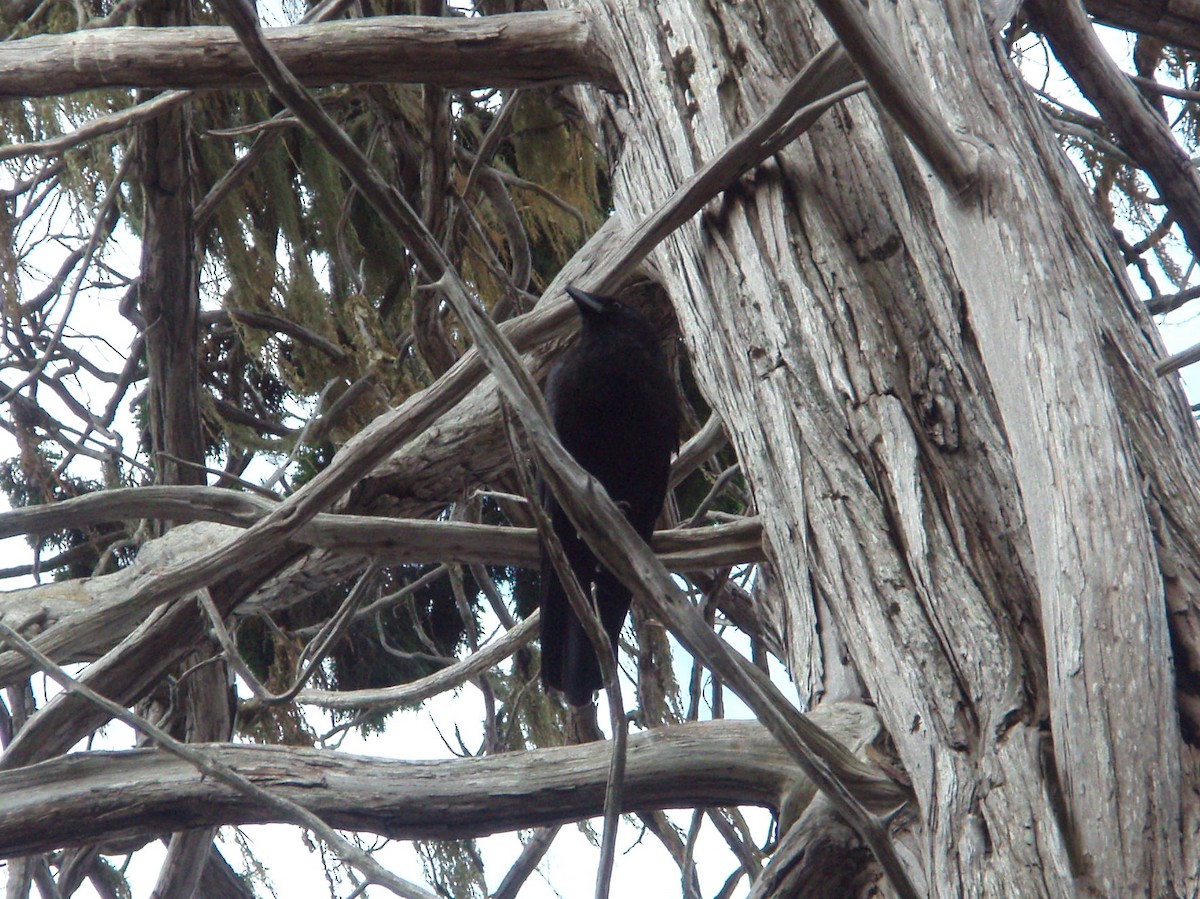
(149, 641), (231, 899)
(0, 522), (230, 687)
(0, 511), (759, 686)
(555, 0), (1200, 894)
(103, 8), (217, 892)
(0, 12), (610, 101)
(749, 796), (878, 899)
(136, 0), (205, 495)
(0, 710), (879, 858)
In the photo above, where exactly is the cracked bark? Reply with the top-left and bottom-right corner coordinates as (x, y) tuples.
(551, 0), (1200, 893)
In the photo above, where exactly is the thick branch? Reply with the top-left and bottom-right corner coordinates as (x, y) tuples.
(0, 486), (762, 571)
(0, 512), (761, 686)
(807, 0), (978, 192)
(0, 12), (613, 101)
(1084, 0), (1200, 54)
(1030, 0), (1200, 261)
(0, 709), (882, 858)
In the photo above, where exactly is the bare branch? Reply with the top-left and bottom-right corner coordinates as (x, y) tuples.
(0, 508), (760, 687)
(0, 91), (188, 162)
(670, 413), (728, 489)
(0, 12), (613, 102)
(806, 0), (978, 192)
(0, 619), (440, 899)
(1030, 0), (1200, 260)
(490, 827), (559, 899)
(0, 709), (884, 859)
(298, 613), (538, 710)
(0, 485), (763, 567)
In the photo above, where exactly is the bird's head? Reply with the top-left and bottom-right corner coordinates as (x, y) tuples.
(564, 286), (651, 331)
(563, 286), (668, 362)
(565, 286), (617, 317)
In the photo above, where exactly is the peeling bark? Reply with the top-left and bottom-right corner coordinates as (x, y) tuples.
(554, 0), (1200, 893)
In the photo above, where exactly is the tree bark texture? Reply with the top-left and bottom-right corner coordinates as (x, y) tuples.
(119, 8), (222, 884)
(0, 12), (608, 101)
(136, 0), (205, 493)
(0, 711), (881, 858)
(558, 0), (1200, 895)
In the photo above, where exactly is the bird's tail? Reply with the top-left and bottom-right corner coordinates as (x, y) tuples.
(558, 572), (632, 707)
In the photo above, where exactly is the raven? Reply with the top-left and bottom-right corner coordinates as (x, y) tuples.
(539, 286), (681, 706)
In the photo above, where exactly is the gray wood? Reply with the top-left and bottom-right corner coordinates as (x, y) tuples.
(0, 12), (608, 101)
(0, 710), (881, 859)
(554, 0), (1200, 893)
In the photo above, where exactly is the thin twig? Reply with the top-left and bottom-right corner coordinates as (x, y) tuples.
(241, 561), (382, 712)
(200, 590), (272, 701)
(501, 402), (627, 899)
(260, 377), (342, 491)
(683, 463), (742, 528)
(0, 148), (131, 405)
(0, 618), (439, 899)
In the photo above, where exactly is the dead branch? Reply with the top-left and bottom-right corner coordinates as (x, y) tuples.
(0, 12), (613, 101)
(0, 709), (883, 859)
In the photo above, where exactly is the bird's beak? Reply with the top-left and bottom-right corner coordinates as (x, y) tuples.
(565, 286), (606, 315)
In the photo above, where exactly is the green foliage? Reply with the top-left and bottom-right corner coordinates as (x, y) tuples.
(0, 446), (128, 579)
(415, 839), (487, 899)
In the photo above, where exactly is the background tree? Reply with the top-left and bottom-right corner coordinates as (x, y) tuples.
(1, 1), (1200, 897)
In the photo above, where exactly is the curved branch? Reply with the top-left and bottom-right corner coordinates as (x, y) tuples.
(0, 486), (763, 570)
(1084, 0), (1200, 55)
(0, 709), (883, 859)
(295, 611), (539, 711)
(0, 507), (762, 687)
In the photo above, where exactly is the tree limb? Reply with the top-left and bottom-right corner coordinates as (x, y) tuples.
(0, 511), (760, 685)
(0, 12), (614, 101)
(1030, 0), (1200, 261)
(0, 710), (883, 859)
(1084, 0), (1200, 54)
(0, 619), (439, 899)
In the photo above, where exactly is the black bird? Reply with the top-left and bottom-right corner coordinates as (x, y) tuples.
(539, 286), (681, 706)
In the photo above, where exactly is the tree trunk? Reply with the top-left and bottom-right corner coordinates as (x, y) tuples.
(135, 6), (220, 894)
(560, 0), (1200, 894)
(136, 0), (204, 494)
